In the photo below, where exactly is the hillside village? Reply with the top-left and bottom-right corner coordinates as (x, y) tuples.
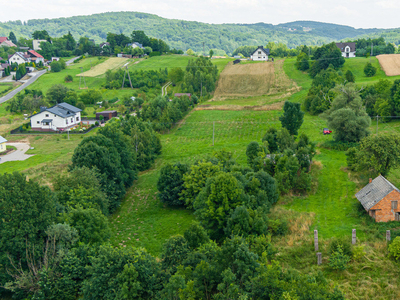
(3, 14), (400, 300)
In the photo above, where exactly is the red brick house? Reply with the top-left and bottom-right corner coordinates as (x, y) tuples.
(356, 175), (400, 222)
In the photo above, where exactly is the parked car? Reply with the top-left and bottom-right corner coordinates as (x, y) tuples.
(323, 128), (332, 135)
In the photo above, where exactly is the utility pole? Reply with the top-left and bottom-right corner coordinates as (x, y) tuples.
(376, 115), (379, 134)
(79, 67), (87, 89)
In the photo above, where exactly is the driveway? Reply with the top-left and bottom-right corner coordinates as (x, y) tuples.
(0, 70), (47, 104)
(0, 143), (34, 164)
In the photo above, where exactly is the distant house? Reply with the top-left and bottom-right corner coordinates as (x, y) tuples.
(0, 135), (7, 152)
(96, 110), (118, 121)
(355, 175), (400, 222)
(8, 52), (30, 65)
(336, 42), (356, 58)
(250, 46), (270, 61)
(26, 50), (44, 64)
(0, 37), (17, 48)
(51, 57), (60, 62)
(99, 42), (110, 48)
(30, 103), (82, 132)
(33, 39), (47, 51)
(174, 93), (192, 98)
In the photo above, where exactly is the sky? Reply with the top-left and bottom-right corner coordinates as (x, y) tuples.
(0, 0), (399, 29)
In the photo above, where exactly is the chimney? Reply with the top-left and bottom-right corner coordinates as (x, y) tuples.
(369, 178), (372, 183)
(40, 106), (47, 112)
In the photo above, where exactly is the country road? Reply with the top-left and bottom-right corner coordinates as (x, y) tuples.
(0, 56), (81, 104)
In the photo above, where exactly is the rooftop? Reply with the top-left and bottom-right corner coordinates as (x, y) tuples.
(0, 135), (7, 143)
(355, 175), (399, 210)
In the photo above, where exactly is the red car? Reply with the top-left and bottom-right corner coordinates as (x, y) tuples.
(323, 128), (332, 135)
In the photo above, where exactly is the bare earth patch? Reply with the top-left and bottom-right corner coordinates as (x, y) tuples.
(195, 101), (285, 111)
(213, 60), (299, 99)
(77, 57), (130, 77)
(377, 54), (400, 76)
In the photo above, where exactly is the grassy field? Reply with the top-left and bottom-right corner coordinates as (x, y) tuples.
(129, 55), (233, 73)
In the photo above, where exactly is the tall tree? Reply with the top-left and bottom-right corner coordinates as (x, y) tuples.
(8, 31), (17, 44)
(279, 101), (304, 136)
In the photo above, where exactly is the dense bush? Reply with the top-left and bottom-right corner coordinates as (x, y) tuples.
(364, 62), (377, 77)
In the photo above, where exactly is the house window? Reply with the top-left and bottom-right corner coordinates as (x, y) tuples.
(45, 114), (49, 117)
(258, 51), (261, 54)
(392, 201), (398, 210)
(54, 114), (56, 117)
(71, 118), (73, 123)
(66, 120), (68, 124)
(37, 121), (40, 124)
(76, 117), (79, 121)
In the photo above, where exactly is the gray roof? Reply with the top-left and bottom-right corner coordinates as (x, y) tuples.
(355, 175), (399, 210)
(31, 102), (81, 119)
(41, 119), (53, 123)
(57, 102), (82, 113)
(336, 42), (356, 52)
(251, 46), (270, 56)
(0, 135), (7, 143)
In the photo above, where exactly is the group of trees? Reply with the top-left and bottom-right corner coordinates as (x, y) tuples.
(360, 79), (400, 118)
(141, 95), (197, 131)
(104, 68), (168, 90)
(347, 37), (396, 57)
(181, 56), (219, 96)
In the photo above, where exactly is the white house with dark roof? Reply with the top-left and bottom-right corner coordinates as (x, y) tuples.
(250, 46), (270, 61)
(30, 103), (82, 132)
(336, 42), (356, 58)
(8, 52), (30, 65)
(0, 135), (7, 152)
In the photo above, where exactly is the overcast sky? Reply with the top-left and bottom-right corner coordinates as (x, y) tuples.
(0, 0), (399, 29)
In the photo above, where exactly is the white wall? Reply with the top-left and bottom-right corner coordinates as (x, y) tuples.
(251, 49), (268, 61)
(341, 51), (356, 58)
(31, 111), (81, 131)
(9, 54), (29, 65)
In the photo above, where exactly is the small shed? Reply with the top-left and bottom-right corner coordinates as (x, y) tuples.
(174, 93), (192, 98)
(356, 175), (400, 222)
(96, 110), (118, 121)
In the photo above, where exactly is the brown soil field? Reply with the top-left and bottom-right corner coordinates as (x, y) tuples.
(77, 57), (129, 77)
(213, 60), (298, 99)
(377, 54), (400, 76)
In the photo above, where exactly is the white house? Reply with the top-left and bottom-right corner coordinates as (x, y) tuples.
(33, 39), (47, 51)
(0, 135), (7, 152)
(26, 50), (44, 65)
(336, 42), (356, 58)
(250, 46), (270, 61)
(30, 103), (82, 132)
(0, 37), (17, 48)
(8, 52), (30, 65)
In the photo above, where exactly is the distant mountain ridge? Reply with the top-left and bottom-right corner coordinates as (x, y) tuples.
(0, 11), (397, 54)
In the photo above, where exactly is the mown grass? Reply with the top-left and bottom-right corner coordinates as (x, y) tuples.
(129, 55), (233, 74)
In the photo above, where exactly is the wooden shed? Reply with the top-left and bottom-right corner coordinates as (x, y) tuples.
(96, 110), (118, 121)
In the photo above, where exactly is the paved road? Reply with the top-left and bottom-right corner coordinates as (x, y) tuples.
(0, 56), (81, 104)
(0, 70), (47, 104)
(0, 143), (34, 164)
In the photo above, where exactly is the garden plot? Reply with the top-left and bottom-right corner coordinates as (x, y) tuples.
(377, 54), (400, 76)
(77, 57), (130, 77)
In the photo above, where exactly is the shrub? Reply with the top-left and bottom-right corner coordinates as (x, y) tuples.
(328, 245), (351, 270)
(388, 236), (400, 260)
(268, 219), (288, 236)
(65, 74), (73, 82)
(364, 62), (377, 77)
(329, 237), (353, 257)
(352, 245), (366, 261)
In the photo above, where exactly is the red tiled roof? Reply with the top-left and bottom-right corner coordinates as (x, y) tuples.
(28, 50), (44, 58)
(2, 40), (17, 47)
(0, 37), (7, 43)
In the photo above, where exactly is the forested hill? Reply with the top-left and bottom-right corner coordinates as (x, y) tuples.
(0, 11), (393, 54)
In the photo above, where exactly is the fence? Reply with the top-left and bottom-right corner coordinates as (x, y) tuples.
(10, 122), (99, 135)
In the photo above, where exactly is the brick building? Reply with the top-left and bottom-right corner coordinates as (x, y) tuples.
(356, 175), (400, 222)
